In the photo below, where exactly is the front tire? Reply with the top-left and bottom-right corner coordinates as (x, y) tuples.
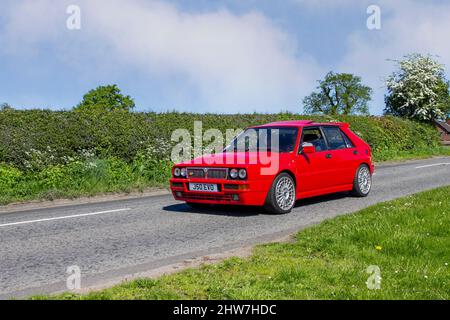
(352, 164), (372, 197)
(264, 173), (296, 214)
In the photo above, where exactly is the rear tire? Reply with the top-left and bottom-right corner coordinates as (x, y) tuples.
(352, 164), (372, 197)
(264, 173), (296, 214)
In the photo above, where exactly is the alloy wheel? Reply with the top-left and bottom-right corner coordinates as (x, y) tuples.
(275, 177), (296, 211)
(358, 166), (372, 195)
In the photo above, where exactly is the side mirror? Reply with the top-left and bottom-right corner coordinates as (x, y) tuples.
(302, 143), (316, 154)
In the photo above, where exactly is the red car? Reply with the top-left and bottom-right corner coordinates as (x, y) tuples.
(170, 120), (374, 214)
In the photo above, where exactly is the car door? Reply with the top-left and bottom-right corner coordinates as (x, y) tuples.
(295, 126), (339, 195)
(321, 126), (356, 186)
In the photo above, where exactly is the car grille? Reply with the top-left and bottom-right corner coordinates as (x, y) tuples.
(206, 168), (227, 179)
(187, 168), (206, 178)
(187, 168), (227, 179)
(178, 192), (233, 202)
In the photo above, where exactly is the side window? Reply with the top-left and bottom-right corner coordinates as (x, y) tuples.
(322, 127), (347, 150)
(302, 128), (327, 152)
(341, 131), (355, 148)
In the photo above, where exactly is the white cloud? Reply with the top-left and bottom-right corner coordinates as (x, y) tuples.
(87, 0), (323, 112)
(1, 0), (322, 113)
(1, 0), (63, 53)
(292, 0), (360, 7)
(2, 0), (449, 115)
(339, 0), (450, 114)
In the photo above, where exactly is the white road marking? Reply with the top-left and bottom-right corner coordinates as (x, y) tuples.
(415, 163), (450, 169)
(0, 208), (131, 228)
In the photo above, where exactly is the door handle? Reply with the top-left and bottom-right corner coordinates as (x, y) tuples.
(325, 153), (332, 159)
(353, 150), (359, 155)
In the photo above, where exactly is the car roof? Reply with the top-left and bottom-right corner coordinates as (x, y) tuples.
(250, 120), (349, 128)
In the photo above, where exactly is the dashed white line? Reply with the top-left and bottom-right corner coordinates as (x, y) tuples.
(0, 208), (132, 228)
(415, 163), (450, 169)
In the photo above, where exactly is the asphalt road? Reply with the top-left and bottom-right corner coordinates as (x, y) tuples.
(1, 157), (449, 299)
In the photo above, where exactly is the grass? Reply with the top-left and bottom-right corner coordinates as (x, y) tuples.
(36, 186), (450, 300)
(374, 145), (450, 162)
(0, 180), (168, 206)
(0, 158), (172, 205)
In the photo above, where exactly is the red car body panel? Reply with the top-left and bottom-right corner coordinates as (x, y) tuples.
(170, 121), (374, 206)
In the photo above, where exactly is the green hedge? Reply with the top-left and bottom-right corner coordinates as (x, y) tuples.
(0, 110), (442, 170)
(0, 110), (446, 204)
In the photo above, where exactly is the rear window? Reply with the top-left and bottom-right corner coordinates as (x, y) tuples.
(341, 131), (355, 148)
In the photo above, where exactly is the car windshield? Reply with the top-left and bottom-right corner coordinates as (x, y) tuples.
(224, 127), (298, 153)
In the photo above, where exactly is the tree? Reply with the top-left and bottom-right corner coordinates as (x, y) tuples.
(74, 85), (135, 112)
(303, 72), (372, 116)
(0, 103), (13, 111)
(434, 79), (450, 119)
(384, 54), (450, 121)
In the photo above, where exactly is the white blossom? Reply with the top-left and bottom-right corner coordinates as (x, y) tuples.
(385, 54), (447, 120)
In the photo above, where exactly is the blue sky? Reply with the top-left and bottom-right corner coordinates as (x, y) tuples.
(1, 0), (449, 114)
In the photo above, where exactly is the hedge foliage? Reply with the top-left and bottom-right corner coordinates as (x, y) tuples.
(0, 109), (442, 170)
(0, 110), (445, 204)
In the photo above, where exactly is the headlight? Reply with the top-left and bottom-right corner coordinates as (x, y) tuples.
(174, 167), (181, 177)
(238, 169), (247, 179)
(229, 169), (238, 179)
(180, 168), (187, 177)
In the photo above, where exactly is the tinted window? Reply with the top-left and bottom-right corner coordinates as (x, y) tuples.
(274, 128), (298, 153)
(302, 128), (327, 152)
(341, 131), (355, 148)
(322, 127), (347, 150)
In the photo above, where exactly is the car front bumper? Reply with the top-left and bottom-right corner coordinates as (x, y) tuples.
(170, 178), (269, 206)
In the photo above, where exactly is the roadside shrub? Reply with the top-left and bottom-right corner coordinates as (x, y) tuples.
(0, 164), (23, 189)
(0, 110), (442, 168)
(132, 150), (172, 185)
(38, 165), (66, 189)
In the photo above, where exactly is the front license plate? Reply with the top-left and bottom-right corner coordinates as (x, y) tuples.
(189, 183), (218, 192)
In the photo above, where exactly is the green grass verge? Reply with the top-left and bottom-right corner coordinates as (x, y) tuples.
(0, 158), (172, 205)
(37, 186), (450, 300)
(374, 145), (450, 162)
